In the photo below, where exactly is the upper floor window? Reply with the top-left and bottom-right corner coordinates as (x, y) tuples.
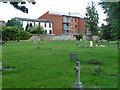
(45, 23), (46, 27)
(39, 22), (40, 25)
(49, 23), (51, 28)
(75, 25), (77, 29)
(71, 17), (73, 22)
(71, 24), (73, 29)
(75, 18), (77, 22)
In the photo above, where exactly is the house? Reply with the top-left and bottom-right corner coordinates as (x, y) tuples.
(0, 20), (6, 26)
(15, 17), (53, 34)
(38, 11), (90, 35)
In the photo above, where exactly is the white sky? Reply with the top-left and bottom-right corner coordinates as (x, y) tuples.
(0, 0), (107, 27)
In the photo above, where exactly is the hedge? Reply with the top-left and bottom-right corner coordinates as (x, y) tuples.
(2, 26), (32, 41)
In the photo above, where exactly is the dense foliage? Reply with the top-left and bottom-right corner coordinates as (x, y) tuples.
(100, 24), (113, 40)
(99, 2), (120, 39)
(6, 18), (24, 30)
(3, 1), (36, 13)
(85, 1), (99, 35)
(74, 33), (83, 40)
(2, 26), (32, 41)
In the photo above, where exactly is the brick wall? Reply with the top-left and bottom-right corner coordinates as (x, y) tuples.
(38, 12), (63, 35)
(78, 18), (85, 34)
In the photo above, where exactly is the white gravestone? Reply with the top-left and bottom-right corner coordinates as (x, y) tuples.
(80, 39), (82, 41)
(90, 41), (93, 47)
(72, 61), (84, 88)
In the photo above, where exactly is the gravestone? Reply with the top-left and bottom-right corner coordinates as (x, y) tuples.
(118, 42), (120, 49)
(70, 53), (77, 60)
(80, 39), (82, 41)
(108, 41), (110, 47)
(76, 44), (78, 46)
(33, 40), (36, 43)
(0, 41), (6, 45)
(90, 41), (93, 47)
(94, 66), (101, 75)
(72, 61), (84, 88)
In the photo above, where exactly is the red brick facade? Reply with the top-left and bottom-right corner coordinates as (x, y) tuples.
(38, 11), (87, 35)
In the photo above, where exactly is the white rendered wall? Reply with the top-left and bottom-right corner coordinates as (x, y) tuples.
(22, 21), (53, 34)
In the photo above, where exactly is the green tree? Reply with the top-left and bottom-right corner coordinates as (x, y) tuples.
(6, 18), (24, 30)
(3, 1), (36, 13)
(99, 2), (120, 39)
(100, 24), (113, 40)
(85, 1), (99, 36)
(32, 25), (45, 42)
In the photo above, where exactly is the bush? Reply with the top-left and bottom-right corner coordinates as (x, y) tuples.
(2, 26), (32, 41)
(74, 33), (83, 40)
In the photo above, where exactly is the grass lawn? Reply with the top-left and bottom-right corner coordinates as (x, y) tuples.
(2, 40), (118, 88)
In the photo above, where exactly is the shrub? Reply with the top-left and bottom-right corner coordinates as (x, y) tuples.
(2, 26), (32, 41)
(74, 33), (83, 40)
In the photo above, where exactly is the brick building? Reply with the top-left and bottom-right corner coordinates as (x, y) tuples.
(38, 11), (90, 35)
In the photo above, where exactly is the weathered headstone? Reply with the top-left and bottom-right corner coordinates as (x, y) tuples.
(108, 41), (110, 47)
(76, 44), (78, 46)
(94, 66), (101, 75)
(72, 61), (84, 88)
(70, 53), (77, 60)
(90, 41), (93, 47)
(33, 40), (36, 43)
(118, 42), (120, 49)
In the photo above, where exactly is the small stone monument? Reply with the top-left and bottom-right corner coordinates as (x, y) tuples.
(72, 61), (84, 88)
(33, 40), (36, 43)
(118, 42), (120, 49)
(108, 41), (110, 47)
(90, 41), (93, 47)
(70, 53), (77, 60)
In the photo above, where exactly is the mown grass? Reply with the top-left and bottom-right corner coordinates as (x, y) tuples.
(2, 40), (118, 88)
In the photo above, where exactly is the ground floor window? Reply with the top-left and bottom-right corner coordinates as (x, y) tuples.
(49, 30), (52, 34)
(45, 30), (47, 34)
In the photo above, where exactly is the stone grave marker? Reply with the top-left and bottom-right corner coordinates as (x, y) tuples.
(90, 41), (93, 47)
(70, 53), (77, 60)
(72, 61), (84, 88)
(33, 40), (36, 43)
(108, 41), (110, 47)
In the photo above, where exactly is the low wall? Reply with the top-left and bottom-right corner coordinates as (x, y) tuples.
(29, 34), (100, 41)
(29, 34), (76, 41)
(83, 35), (100, 41)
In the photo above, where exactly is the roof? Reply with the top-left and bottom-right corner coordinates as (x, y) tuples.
(48, 11), (84, 18)
(15, 17), (53, 23)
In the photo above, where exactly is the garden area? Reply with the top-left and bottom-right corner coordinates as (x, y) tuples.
(1, 40), (118, 88)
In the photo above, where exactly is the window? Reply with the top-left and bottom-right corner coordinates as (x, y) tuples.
(34, 22), (35, 26)
(30, 23), (32, 27)
(71, 24), (73, 29)
(39, 22), (40, 25)
(49, 23), (51, 28)
(71, 17), (73, 22)
(45, 30), (47, 34)
(45, 23), (46, 27)
(75, 18), (77, 22)
(49, 30), (52, 34)
(75, 25), (77, 29)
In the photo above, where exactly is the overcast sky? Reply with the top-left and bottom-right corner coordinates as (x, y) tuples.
(0, 0), (107, 27)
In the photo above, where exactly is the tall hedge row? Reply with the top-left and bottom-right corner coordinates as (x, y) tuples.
(2, 26), (32, 41)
